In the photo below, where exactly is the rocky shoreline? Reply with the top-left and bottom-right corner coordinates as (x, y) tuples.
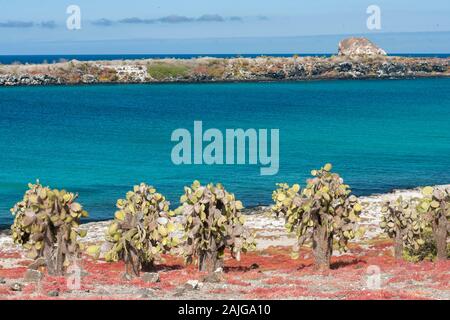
(1, 38), (448, 86)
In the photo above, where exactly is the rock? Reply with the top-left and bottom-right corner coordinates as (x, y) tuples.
(432, 64), (447, 72)
(47, 290), (59, 297)
(141, 272), (160, 283)
(96, 288), (111, 295)
(338, 37), (387, 56)
(121, 273), (133, 281)
(173, 286), (186, 297)
(139, 288), (154, 299)
(202, 272), (223, 283)
(81, 74), (97, 84)
(0, 277), (6, 284)
(24, 269), (43, 282)
(250, 263), (260, 270)
(337, 62), (353, 72)
(10, 283), (23, 292)
(27, 257), (46, 270)
(184, 279), (203, 290)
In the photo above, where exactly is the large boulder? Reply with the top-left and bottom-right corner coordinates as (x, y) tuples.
(338, 37), (387, 56)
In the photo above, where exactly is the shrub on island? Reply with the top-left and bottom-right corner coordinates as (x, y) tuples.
(272, 164), (364, 270)
(178, 181), (256, 273)
(10, 181), (88, 275)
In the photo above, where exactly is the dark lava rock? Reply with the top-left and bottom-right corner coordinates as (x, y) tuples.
(47, 290), (59, 297)
(10, 283), (23, 292)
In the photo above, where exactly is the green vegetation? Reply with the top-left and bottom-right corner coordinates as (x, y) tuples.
(7, 174), (448, 280)
(179, 181), (256, 272)
(380, 197), (425, 259)
(99, 183), (179, 277)
(417, 186), (450, 261)
(10, 181), (88, 275)
(272, 164), (364, 269)
(147, 62), (190, 80)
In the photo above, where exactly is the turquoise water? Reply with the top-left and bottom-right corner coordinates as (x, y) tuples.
(1, 78), (450, 226)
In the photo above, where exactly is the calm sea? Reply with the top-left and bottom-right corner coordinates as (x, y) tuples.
(1, 78), (450, 227)
(0, 54), (449, 65)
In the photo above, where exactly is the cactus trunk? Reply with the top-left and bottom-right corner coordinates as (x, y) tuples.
(198, 251), (220, 272)
(198, 240), (223, 272)
(44, 228), (65, 276)
(125, 247), (141, 277)
(434, 215), (448, 261)
(313, 225), (332, 270)
(394, 227), (404, 260)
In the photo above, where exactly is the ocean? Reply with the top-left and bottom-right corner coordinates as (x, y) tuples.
(0, 53), (449, 65)
(1, 78), (450, 227)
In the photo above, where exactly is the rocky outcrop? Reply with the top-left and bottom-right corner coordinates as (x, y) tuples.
(0, 38), (448, 86)
(0, 74), (61, 86)
(338, 37), (387, 56)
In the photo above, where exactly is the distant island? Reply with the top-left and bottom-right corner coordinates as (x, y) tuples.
(0, 37), (448, 86)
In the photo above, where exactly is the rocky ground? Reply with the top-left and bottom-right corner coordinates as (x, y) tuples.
(0, 185), (449, 300)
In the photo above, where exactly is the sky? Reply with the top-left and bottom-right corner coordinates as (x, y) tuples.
(0, 0), (449, 54)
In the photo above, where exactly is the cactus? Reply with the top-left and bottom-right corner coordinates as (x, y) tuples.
(272, 164), (363, 270)
(10, 181), (88, 275)
(417, 186), (449, 261)
(179, 181), (256, 273)
(380, 196), (425, 260)
(103, 183), (179, 277)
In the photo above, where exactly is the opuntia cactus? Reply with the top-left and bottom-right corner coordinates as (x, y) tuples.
(103, 183), (179, 277)
(179, 181), (256, 273)
(380, 196), (425, 260)
(272, 164), (363, 270)
(417, 186), (449, 261)
(10, 181), (88, 275)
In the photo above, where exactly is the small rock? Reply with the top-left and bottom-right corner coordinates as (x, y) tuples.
(139, 288), (154, 299)
(28, 257), (46, 270)
(202, 272), (223, 283)
(250, 263), (260, 270)
(0, 277), (6, 284)
(24, 269), (43, 282)
(96, 288), (110, 295)
(184, 279), (203, 290)
(141, 272), (160, 283)
(121, 273), (133, 281)
(10, 283), (23, 292)
(173, 287), (186, 297)
(47, 290), (59, 297)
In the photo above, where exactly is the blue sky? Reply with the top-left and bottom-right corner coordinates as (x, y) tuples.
(0, 0), (449, 54)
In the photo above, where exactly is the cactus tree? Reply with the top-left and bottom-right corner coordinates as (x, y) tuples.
(272, 164), (363, 270)
(104, 183), (179, 277)
(10, 181), (88, 275)
(417, 187), (449, 261)
(380, 197), (425, 259)
(179, 181), (256, 273)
